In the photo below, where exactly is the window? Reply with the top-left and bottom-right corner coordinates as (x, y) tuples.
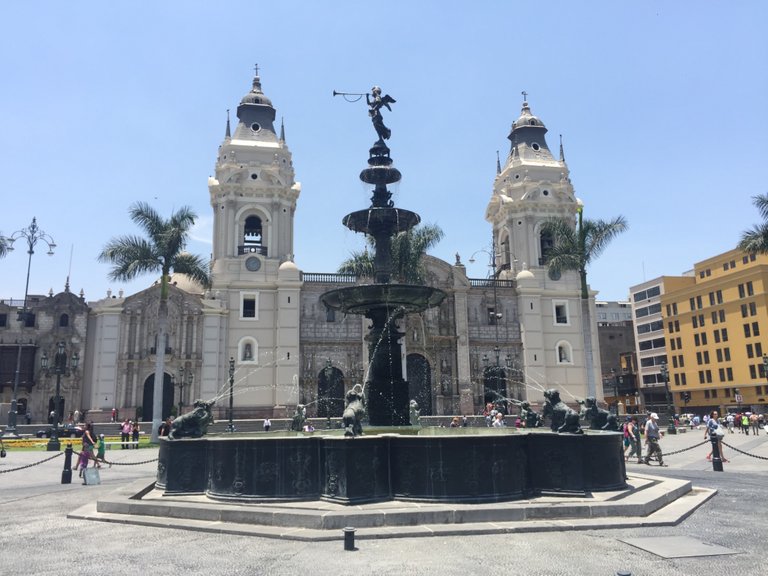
(747, 343), (754, 358)
(703, 351), (710, 363)
(711, 388), (718, 398)
(675, 320), (680, 331)
(704, 389), (710, 399)
(677, 336), (682, 348)
(719, 310), (725, 322)
(694, 333), (700, 346)
(24, 313), (35, 328)
(692, 316), (698, 328)
(689, 297), (696, 311)
(747, 281), (754, 296)
(553, 301), (569, 325)
(696, 295), (702, 309)
(678, 355), (685, 367)
(699, 371), (705, 384)
(724, 348), (731, 361)
(238, 338), (258, 363)
(756, 343), (763, 357)
(709, 292), (715, 306)
(670, 339), (676, 351)
(738, 284), (746, 298)
(722, 328), (728, 342)
(681, 373), (687, 385)
(326, 307), (336, 322)
(744, 324), (752, 338)
(750, 365), (757, 379)
(726, 367), (733, 381)
(716, 349), (723, 362)
(741, 304), (748, 318)
(0, 313), (6, 327)
(714, 330), (720, 343)
(241, 292), (259, 319)
(716, 290), (723, 304)
(701, 333), (708, 345)
(640, 341), (653, 351)
(633, 286), (661, 301)
(696, 351), (702, 365)
(706, 370), (712, 383)
(750, 302), (757, 316)
(753, 322), (760, 337)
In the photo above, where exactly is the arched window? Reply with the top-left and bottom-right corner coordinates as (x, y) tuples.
(539, 228), (553, 266)
(59, 314), (69, 327)
(556, 341), (573, 364)
(243, 215), (262, 247)
(239, 337), (258, 364)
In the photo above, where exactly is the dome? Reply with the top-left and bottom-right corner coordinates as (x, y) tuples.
(240, 75), (273, 108)
(279, 260), (299, 272)
(516, 269), (535, 281)
(165, 273), (205, 295)
(512, 101), (546, 130)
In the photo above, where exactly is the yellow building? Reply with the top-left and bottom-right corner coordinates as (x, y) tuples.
(660, 248), (768, 414)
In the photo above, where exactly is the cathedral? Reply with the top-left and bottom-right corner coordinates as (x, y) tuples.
(10, 72), (601, 423)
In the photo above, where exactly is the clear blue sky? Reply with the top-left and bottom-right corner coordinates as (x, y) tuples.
(1, 1), (766, 303)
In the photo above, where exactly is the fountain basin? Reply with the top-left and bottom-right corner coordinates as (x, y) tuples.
(342, 207), (420, 235)
(321, 284), (446, 315)
(156, 430), (626, 505)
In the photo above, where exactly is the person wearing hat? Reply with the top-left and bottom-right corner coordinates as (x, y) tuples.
(643, 413), (665, 466)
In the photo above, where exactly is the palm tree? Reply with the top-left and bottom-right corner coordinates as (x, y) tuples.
(738, 193), (768, 254)
(541, 202), (628, 398)
(338, 223), (444, 284)
(0, 235), (8, 258)
(98, 202), (210, 442)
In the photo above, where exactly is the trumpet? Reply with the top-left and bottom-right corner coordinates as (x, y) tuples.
(332, 90), (370, 97)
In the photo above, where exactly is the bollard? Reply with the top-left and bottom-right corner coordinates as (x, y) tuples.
(710, 436), (724, 472)
(62, 443), (73, 484)
(343, 527), (356, 551)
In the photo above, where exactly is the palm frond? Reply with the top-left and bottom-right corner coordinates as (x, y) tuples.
(172, 252), (212, 289)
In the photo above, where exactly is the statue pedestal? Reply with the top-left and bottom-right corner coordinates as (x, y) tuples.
(459, 387), (474, 416)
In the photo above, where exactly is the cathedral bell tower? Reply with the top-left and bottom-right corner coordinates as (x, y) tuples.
(486, 95), (599, 400)
(208, 70), (302, 416)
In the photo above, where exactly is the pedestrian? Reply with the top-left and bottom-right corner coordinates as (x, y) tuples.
(111, 408), (117, 423)
(643, 413), (665, 466)
(750, 413), (760, 435)
(622, 416), (632, 459)
(492, 412), (505, 427)
(158, 418), (172, 437)
(726, 412), (735, 433)
(705, 410), (728, 462)
(93, 434), (107, 468)
(73, 409), (81, 424)
(120, 419), (132, 449)
(263, 418), (271, 432)
(131, 421), (140, 448)
(76, 422), (97, 477)
(626, 416), (642, 464)
(741, 413), (750, 434)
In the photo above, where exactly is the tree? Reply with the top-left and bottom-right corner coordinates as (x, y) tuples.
(541, 203), (628, 398)
(338, 223), (444, 284)
(0, 235), (7, 258)
(738, 193), (768, 254)
(98, 202), (210, 442)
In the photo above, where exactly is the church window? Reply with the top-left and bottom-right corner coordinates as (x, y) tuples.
(241, 292), (259, 320)
(250, 122), (261, 132)
(243, 215), (263, 247)
(250, 173), (258, 180)
(531, 142), (540, 150)
(539, 229), (553, 265)
(553, 301), (569, 325)
(542, 189), (549, 196)
(59, 314), (69, 327)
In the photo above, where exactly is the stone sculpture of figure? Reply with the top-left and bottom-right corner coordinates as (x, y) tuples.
(290, 404), (306, 432)
(168, 399), (215, 439)
(409, 399), (421, 427)
(519, 401), (542, 428)
(366, 86), (396, 142)
(582, 396), (620, 431)
(342, 385), (366, 437)
(541, 389), (583, 434)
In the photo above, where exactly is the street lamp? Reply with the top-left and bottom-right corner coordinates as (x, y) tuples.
(659, 360), (676, 434)
(610, 368), (619, 415)
(40, 341), (79, 451)
(177, 366), (193, 417)
(2, 217), (56, 437)
(734, 387), (741, 412)
(227, 357), (236, 433)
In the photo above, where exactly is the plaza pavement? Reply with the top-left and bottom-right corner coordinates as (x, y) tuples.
(0, 428), (765, 576)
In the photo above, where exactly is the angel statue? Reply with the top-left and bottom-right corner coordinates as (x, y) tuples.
(367, 86), (396, 141)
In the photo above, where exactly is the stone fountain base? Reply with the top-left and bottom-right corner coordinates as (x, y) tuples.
(71, 472), (715, 541)
(156, 431), (627, 505)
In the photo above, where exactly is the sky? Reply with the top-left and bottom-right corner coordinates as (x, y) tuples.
(1, 1), (766, 304)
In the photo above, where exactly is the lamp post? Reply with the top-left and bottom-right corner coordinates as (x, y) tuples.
(610, 368), (619, 415)
(659, 360), (676, 434)
(227, 357), (236, 433)
(734, 387), (741, 413)
(177, 366), (193, 417)
(2, 217), (56, 438)
(41, 341), (78, 451)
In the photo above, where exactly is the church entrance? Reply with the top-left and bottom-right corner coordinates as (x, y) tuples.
(142, 373), (174, 422)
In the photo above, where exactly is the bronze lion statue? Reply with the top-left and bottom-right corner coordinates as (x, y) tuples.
(168, 399), (215, 439)
(542, 389), (583, 434)
(582, 396), (620, 431)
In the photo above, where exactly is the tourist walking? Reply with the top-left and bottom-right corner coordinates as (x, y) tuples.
(741, 414), (750, 434)
(263, 418), (271, 432)
(726, 412), (735, 433)
(643, 413), (665, 466)
(626, 416), (642, 464)
(705, 410), (728, 462)
(750, 413), (760, 435)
